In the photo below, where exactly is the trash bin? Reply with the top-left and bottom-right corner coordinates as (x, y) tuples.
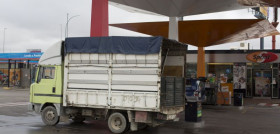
(185, 101), (202, 122)
(234, 93), (243, 106)
(234, 89), (246, 98)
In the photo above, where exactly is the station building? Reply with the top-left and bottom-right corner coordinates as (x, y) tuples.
(186, 50), (280, 99)
(1, 48), (279, 100)
(0, 52), (42, 87)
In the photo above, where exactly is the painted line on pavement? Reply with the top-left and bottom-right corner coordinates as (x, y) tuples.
(258, 103), (280, 107)
(271, 104), (280, 107)
(0, 102), (29, 108)
(258, 103), (266, 106)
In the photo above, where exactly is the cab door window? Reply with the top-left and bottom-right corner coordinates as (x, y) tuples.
(42, 67), (55, 79)
(37, 67), (55, 83)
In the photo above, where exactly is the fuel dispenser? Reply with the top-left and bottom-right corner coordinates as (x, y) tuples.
(185, 77), (205, 122)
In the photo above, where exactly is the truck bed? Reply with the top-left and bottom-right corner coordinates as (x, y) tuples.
(63, 53), (161, 111)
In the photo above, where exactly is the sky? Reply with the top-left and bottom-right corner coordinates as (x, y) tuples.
(0, 0), (279, 52)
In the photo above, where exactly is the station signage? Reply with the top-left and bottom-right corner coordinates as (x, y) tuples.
(246, 51), (278, 63)
(0, 53), (43, 60)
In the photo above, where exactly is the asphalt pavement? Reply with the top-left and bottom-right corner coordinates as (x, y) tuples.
(1, 88), (280, 134)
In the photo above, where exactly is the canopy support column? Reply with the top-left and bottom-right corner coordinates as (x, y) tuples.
(197, 47), (206, 78)
(90, 0), (108, 37)
(168, 17), (183, 41)
(272, 7), (278, 50)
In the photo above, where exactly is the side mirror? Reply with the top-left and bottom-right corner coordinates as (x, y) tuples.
(34, 64), (39, 68)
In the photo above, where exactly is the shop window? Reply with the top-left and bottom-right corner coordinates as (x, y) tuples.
(208, 64), (233, 83)
(18, 63), (24, 68)
(247, 68), (253, 97)
(272, 68), (279, 98)
(246, 63), (252, 68)
(186, 63), (197, 79)
(273, 63), (278, 68)
(252, 63), (272, 70)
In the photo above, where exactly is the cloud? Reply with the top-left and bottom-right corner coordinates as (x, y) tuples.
(0, 0), (92, 52)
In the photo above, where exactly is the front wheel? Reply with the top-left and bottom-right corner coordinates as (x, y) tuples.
(41, 106), (59, 126)
(108, 112), (129, 134)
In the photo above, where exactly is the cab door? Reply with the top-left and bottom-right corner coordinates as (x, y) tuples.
(31, 66), (62, 104)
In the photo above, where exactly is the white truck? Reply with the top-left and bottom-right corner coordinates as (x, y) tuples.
(29, 36), (187, 133)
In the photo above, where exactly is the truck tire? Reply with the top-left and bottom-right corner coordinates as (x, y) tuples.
(108, 112), (128, 134)
(41, 106), (59, 126)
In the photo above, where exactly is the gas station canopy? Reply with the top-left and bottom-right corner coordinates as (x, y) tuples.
(107, 0), (280, 79)
(109, 0), (250, 17)
(110, 19), (279, 47)
(238, 0), (280, 7)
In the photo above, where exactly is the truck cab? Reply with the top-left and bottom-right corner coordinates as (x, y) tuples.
(29, 41), (63, 125)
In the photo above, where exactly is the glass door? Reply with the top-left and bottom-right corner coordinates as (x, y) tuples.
(246, 67), (253, 97)
(272, 67), (279, 98)
(253, 70), (272, 97)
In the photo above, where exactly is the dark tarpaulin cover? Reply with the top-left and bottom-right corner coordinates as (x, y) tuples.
(64, 36), (163, 55)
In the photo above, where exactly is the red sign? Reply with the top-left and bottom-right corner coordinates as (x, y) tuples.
(246, 51), (278, 63)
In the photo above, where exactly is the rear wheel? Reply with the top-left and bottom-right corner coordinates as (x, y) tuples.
(108, 112), (128, 134)
(41, 106), (59, 126)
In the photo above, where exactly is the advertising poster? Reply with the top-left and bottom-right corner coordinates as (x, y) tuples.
(255, 77), (271, 97)
(0, 69), (21, 86)
(233, 63), (246, 89)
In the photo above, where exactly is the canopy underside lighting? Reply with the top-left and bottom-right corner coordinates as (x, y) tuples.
(238, 0), (280, 7)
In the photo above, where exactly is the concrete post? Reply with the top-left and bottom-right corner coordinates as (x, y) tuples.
(260, 37), (264, 50)
(168, 17), (183, 41)
(8, 59), (10, 87)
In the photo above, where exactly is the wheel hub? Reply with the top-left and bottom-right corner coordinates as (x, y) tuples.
(112, 117), (122, 130)
(46, 111), (55, 121)
(115, 120), (121, 126)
